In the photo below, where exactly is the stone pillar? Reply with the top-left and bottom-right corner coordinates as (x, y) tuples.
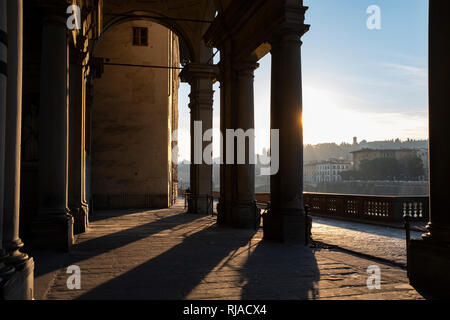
(180, 63), (218, 214)
(68, 46), (88, 234)
(408, 0), (450, 298)
(1, 0), (34, 299)
(0, 0), (10, 282)
(228, 61), (258, 228)
(0, 0), (7, 253)
(263, 22), (309, 243)
(217, 52), (234, 225)
(33, 12), (73, 251)
(85, 77), (94, 214)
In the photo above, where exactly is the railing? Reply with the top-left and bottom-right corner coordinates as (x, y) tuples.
(403, 201), (428, 255)
(208, 192), (429, 224)
(184, 193), (214, 215)
(303, 192), (429, 223)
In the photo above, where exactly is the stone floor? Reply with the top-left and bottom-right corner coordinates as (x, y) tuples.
(311, 217), (423, 266)
(33, 201), (424, 300)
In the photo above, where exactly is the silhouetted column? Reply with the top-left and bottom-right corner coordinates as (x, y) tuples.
(68, 46), (88, 234)
(33, 13), (73, 251)
(0, 0), (8, 276)
(217, 52), (234, 225)
(2, 0), (34, 299)
(424, 2), (450, 243)
(85, 77), (94, 214)
(180, 63), (218, 214)
(264, 20), (309, 243)
(229, 61), (258, 228)
(0, 0), (7, 256)
(407, 0), (450, 298)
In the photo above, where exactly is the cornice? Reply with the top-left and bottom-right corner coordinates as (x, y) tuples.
(179, 63), (220, 84)
(203, 0), (309, 60)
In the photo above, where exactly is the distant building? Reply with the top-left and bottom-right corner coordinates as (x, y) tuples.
(416, 148), (429, 180)
(303, 162), (317, 184)
(351, 148), (423, 170)
(304, 159), (352, 183)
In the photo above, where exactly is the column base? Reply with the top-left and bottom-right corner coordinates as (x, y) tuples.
(32, 212), (74, 252)
(263, 208), (308, 244)
(408, 238), (450, 299)
(0, 251), (15, 299)
(230, 201), (258, 229)
(187, 195), (212, 215)
(217, 199), (231, 226)
(70, 203), (89, 235)
(1, 256), (34, 300)
(217, 200), (259, 229)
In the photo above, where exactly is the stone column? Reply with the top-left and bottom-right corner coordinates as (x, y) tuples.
(85, 77), (94, 213)
(0, 0), (7, 255)
(408, 0), (450, 298)
(217, 53), (234, 225)
(1, 0), (34, 299)
(229, 61), (258, 228)
(423, 2), (450, 244)
(180, 63), (218, 214)
(0, 0), (9, 279)
(68, 46), (88, 234)
(263, 22), (309, 243)
(33, 12), (73, 251)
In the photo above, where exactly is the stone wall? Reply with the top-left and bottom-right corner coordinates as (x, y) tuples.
(92, 21), (179, 209)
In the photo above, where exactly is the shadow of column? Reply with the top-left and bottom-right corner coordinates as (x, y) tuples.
(76, 225), (257, 299)
(240, 242), (320, 300)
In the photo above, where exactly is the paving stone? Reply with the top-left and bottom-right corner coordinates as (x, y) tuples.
(312, 217), (424, 266)
(33, 201), (424, 300)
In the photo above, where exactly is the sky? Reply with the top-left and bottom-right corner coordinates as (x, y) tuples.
(177, 0), (429, 162)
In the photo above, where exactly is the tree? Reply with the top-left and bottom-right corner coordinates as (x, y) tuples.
(343, 156), (425, 181)
(399, 156), (425, 180)
(340, 170), (361, 181)
(359, 158), (401, 180)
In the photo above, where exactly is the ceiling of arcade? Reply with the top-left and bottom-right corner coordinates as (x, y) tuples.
(213, 0), (233, 13)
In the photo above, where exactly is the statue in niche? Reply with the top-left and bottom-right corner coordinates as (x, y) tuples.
(22, 102), (39, 162)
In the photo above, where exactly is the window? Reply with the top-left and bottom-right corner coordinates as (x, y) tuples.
(133, 27), (148, 46)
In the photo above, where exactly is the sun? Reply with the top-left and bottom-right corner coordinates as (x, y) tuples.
(302, 86), (347, 144)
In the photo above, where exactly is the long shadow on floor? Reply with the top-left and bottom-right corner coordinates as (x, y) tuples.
(89, 209), (156, 222)
(77, 225), (257, 299)
(32, 211), (206, 278)
(240, 242), (320, 300)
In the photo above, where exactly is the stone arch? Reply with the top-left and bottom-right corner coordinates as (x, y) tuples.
(95, 10), (197, 63)
(91, 17), (182, 210)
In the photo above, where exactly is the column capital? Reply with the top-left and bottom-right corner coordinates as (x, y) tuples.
(233, 60), (259, 78)
(270, 5), (310, 48)
(180, 63), (219, 84)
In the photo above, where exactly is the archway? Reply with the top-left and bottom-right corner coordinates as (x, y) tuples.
(90, 18), (188, 210)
